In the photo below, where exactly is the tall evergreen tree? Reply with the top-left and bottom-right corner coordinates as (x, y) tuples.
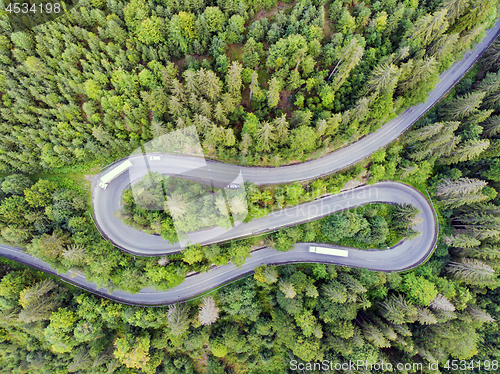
(447, 258), (495, 282)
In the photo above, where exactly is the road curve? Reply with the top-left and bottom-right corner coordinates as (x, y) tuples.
(92, 19), (500, 255)
(0, 182), (437, 306)
(2, 21), (499, 304)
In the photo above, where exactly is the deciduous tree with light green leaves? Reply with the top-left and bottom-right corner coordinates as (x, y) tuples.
(136, 16), (165, 45)
(202, 6), (225, 33)
(114, 332), (151, 369)
(182, 243), (205, 265)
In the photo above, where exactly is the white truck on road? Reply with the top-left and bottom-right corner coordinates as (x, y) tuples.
(99, 160), (133, 189)
(309, 246), (348, 257)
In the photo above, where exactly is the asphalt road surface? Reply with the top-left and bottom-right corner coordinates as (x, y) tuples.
(0, 19), (498, 305)
(0, 182), (437, 305)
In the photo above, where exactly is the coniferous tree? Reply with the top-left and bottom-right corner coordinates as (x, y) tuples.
(478, 71), (500, 95)
(429, 294), (456, 312)
(273, 114), (289, 143)
(256, 121), (276, 152)
(435, 177), (489, 208)
(267, 77), (281, 109)
(167, 303), (191, 336)
(482, 40), (500, 71)
(279, 280), (296, 299)
(321, 281), (347, 304)
(198, 296), (220, 326)
(378, 294), (417, 324)
(165, 194), (189, 220)
(410, 9), (449, 48)
(439, 0), (471, 24)
(444, 234), (481, 248)
(447, 258), (496, 282)
(397, 57), (439, 99)
(467, 305), (495, 323)
(443, 92), (486, 120)
(408, 121), (460, 161)
(366, 63), (400, 94)
(61, 244), (86, 265)
(329, 37), (364, 91)
(393, 203), (421, 223)
(416, 307), (438, 325)
(242, 38), (263, 68)
(362, 322), (391, 348)
(226, 61), (242, 101)
(462, 245), (500, 260)
(248, 71), (261, 105)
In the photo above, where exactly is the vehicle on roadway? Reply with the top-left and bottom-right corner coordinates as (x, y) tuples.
(99, 160), (133, 189)
(309, 246), (349, 257)
(149, 155), (161, 161)
(226, 184), (240, 189)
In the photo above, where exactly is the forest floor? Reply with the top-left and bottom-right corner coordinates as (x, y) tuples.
(227, 44), (244, 63)
(251, 1), (296, 23)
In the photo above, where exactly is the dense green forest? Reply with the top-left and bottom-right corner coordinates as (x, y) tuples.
(0, 258), (488, 373)
(119, 172), (420, 249)
(0, 234), (497, 374)
(120, 164), (375, 229)
(118, 172), (249, 244)
(0, 0), (498, 171)
(0, 170), (420, 295)
(1, 0), (500, 372)
(2, 40), (500, 372)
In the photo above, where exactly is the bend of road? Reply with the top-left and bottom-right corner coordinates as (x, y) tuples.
(2, 20), (499, 305)
(92, 19), (500, 256)
(0, 182), (437, 306)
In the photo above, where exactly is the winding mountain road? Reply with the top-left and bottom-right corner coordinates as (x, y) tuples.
(2, 182), (436, 306)
(92, 18), (500, 256)
(0, 19), (499, 305)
